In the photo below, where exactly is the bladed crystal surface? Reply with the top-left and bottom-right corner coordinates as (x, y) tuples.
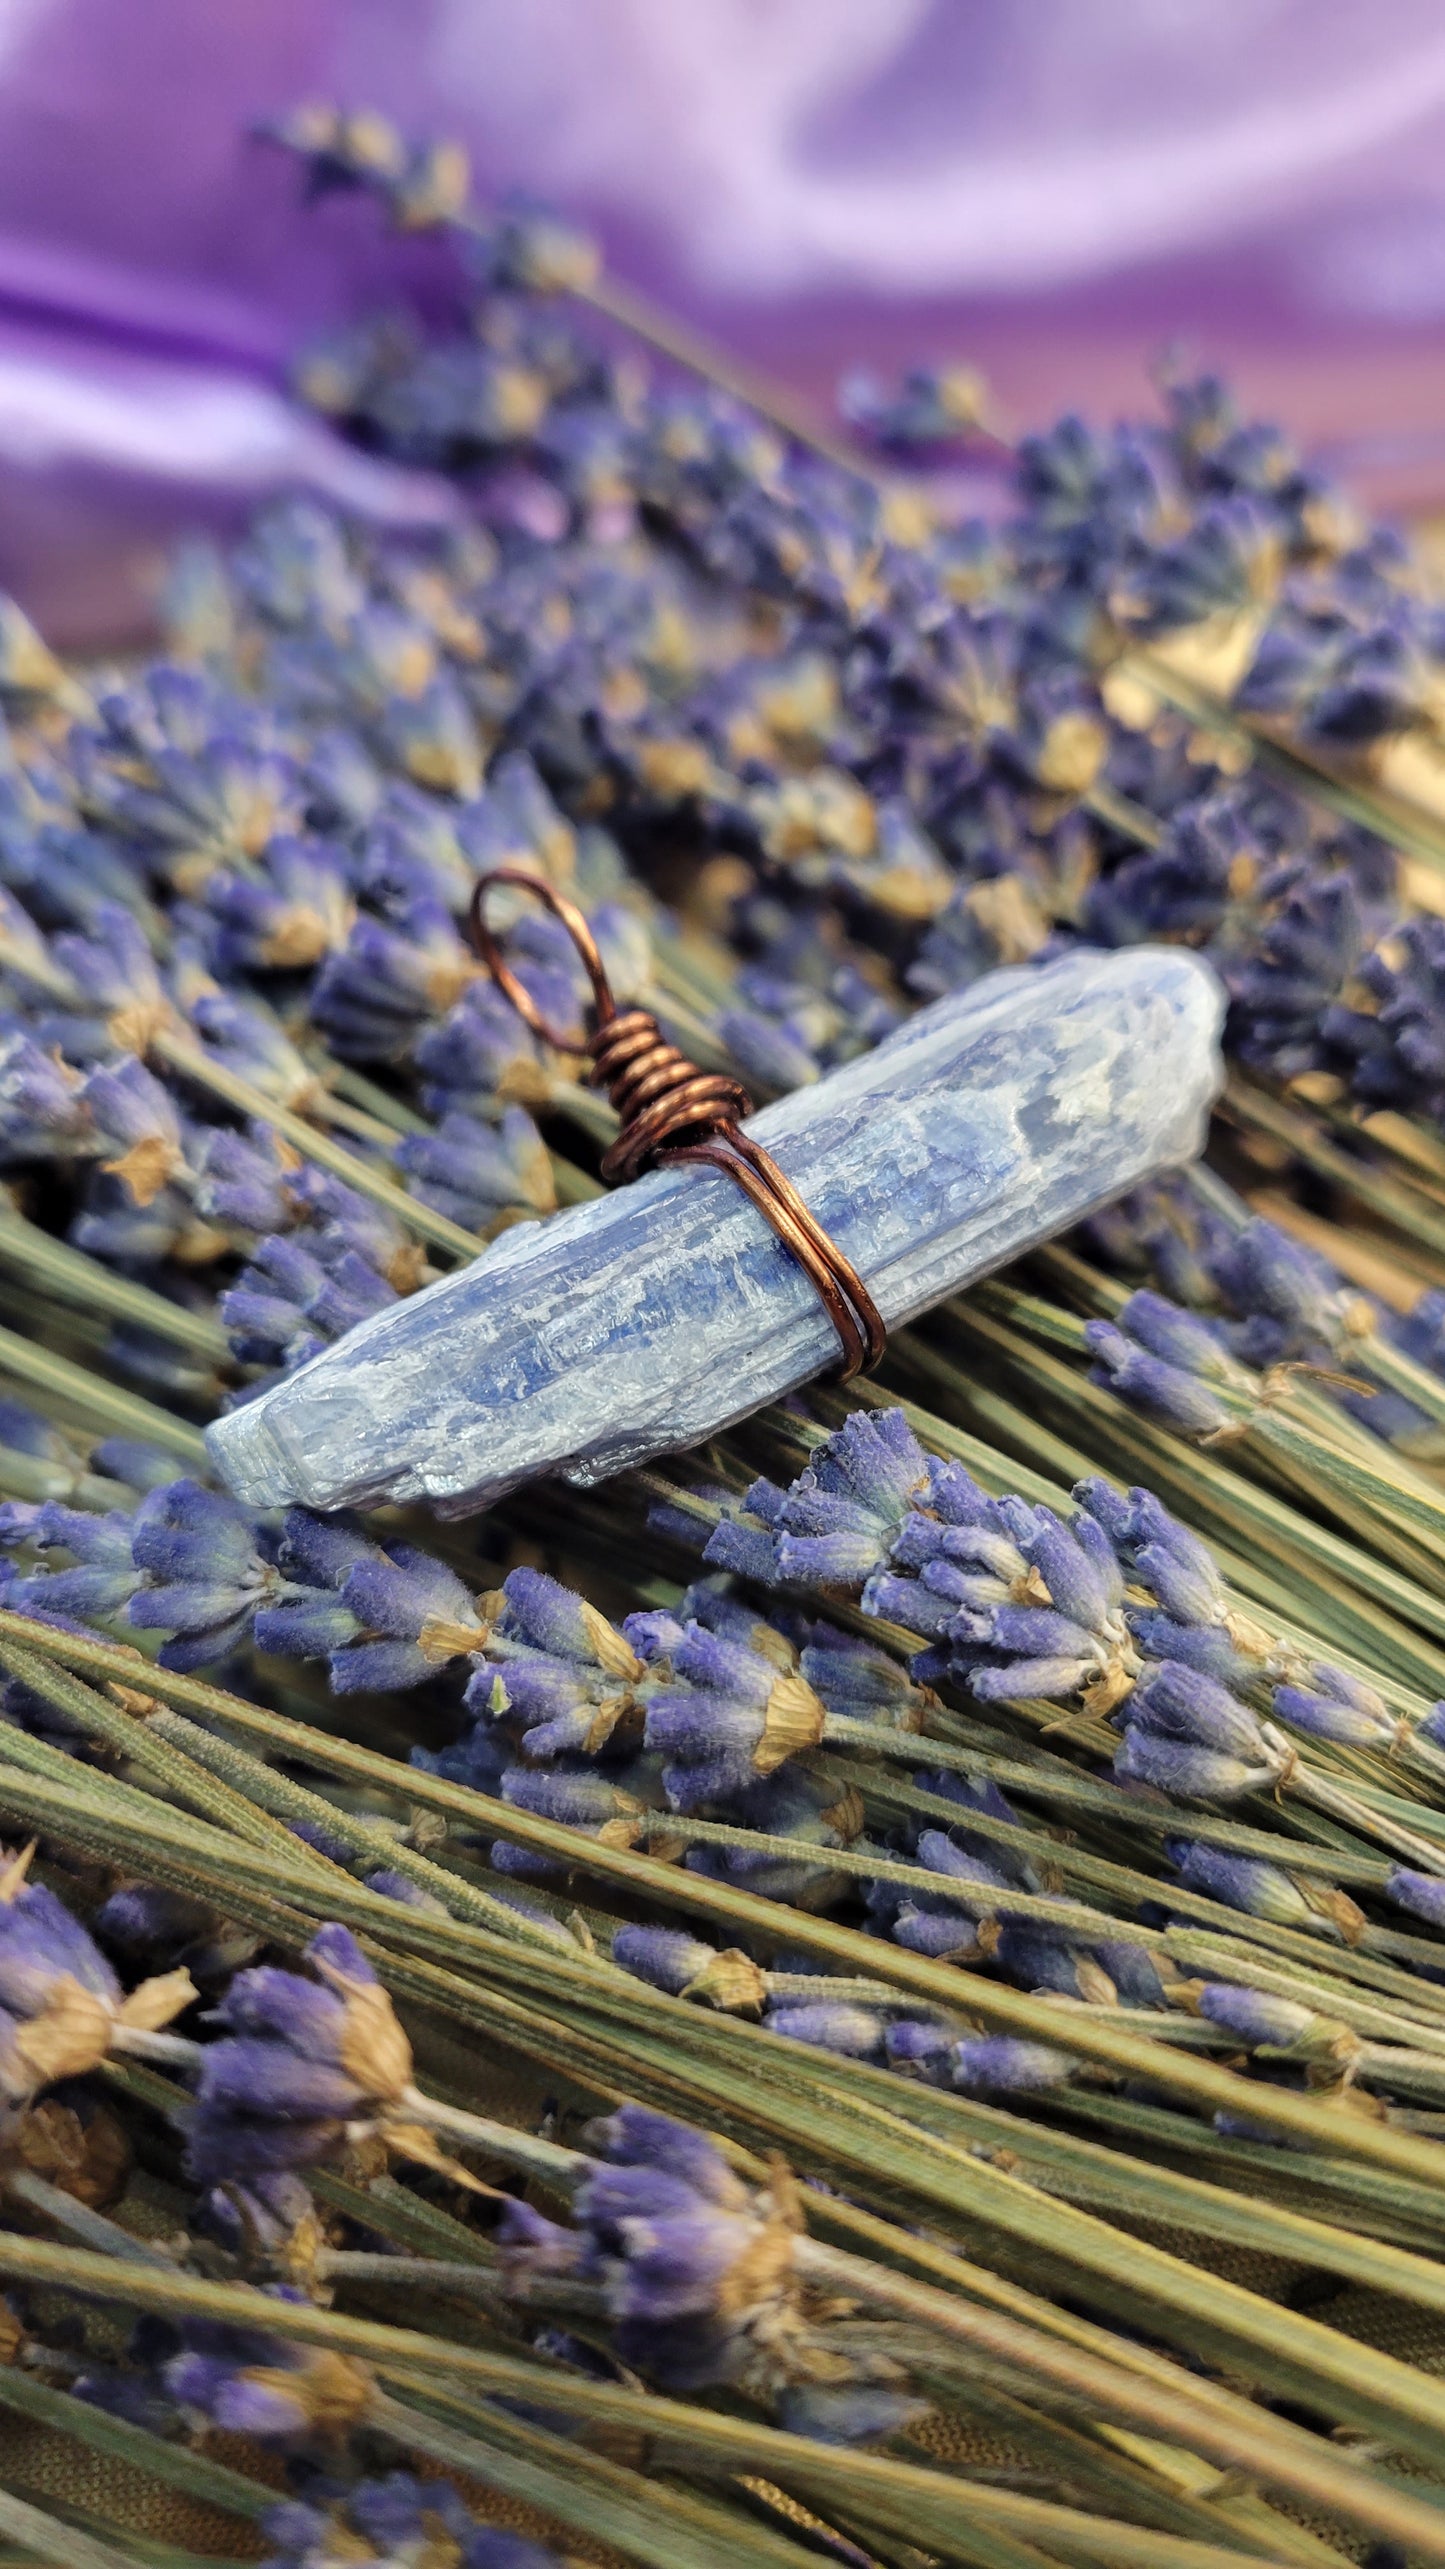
(209, 947), (1223, 1516)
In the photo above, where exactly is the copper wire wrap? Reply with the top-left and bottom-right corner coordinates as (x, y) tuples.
(469, 867), (886, 1382)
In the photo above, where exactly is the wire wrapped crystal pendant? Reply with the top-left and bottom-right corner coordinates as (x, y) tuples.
(208, 930), (1223, 1518)
(470, 868), (886, 1382)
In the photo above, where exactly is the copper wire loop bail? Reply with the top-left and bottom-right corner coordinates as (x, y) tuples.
(468, 867), (885, 1381)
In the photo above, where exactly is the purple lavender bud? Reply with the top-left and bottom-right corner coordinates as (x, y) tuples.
(694, 1500), (781, 1582)
(799, 1623), (928, 1728)
(775, 1490), (897, 1589)
(1114, 1728), (1279, 1803)
(54, 902), (166, 1028)
(1272, 1667), (1394, 1749)
(1070, 1476), (1133, 1549)
(1092, 1939), (1176, 2008)
(764, 2001), (890, 2060)
(920, 1457), (994, 1526)
(328, 1539), (487, 1692)
(884, 2018), (957, 2075)
(961, 1603), (1097, 1664)
(1194, 1983), (1343, 2060)
(415, 977), (552, 1114)
(396, 1103), (553, 1232)
(969, 1654), (1105, 1703)
(501, 1767), (642, 1829)
(1421, 1701), (1445, 1749)
(1086, 1322), (1235, 1437)
(128, 1479), (277, 1670)
(619, 1607), (687, 1665)
(769, 1409), (929, 1587)
(0, 1873), (121, 2019)
(90, 1436), (185, 1494)
(197, 835), (354, 976)
(1117, 1290), (1236, 1383)
(9, 1505), (141, 1621)
(363, 1869), (449, 1915)
(1166, 1839), (1345, 1936)
(891, 1905), (985, 1959)
(1125, 1613), (1253, 1687)
(311, 898), (476, 1063)
(568, 2110), (795, 2384)
(861, 1570), (956, 1638)
(187, 1921), (410, 2183)
(719, 1003), (821, 1093)
(1020, 1512), (1120, 1630)
(500, 1567), (627, 1669)
(94, 1882), (204, 1959)
(1126, 1661), (1270, 1761)
(611, 1926), (722, 1995)
(1131, 1528), (1229, 1629)
(1212, 1218), (1337, 1345)
(914, 1830), (1014, 1895)
(1386, 1869), (1445, 1929)
(0, 1031), (93, 1160)
(994, 1923), (1117, 2006)
(950, 2038), (1076, 2094)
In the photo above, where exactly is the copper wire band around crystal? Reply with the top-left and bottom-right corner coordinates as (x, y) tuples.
(468, 868), (885, 1380)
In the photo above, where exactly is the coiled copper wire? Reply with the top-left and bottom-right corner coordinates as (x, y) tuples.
(469, 867), (885, 1381)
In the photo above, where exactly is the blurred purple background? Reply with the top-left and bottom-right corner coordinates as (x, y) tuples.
(4, 0), (1445, 642)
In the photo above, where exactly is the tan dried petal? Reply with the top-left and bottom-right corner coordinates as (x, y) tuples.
(13, 1980), (113, 2090)
(715, 2207), (799, 2322)
(582, 1695), (632, 1756)
(423, 955), (483, 1014)
(818, 1786), (865, 1844)
(116, 1967), (197, 2032)
(1081, 1662), (1135, 1721)
(312, 1968), (413, 2106)
(1073, 1955), (1120, 2008)
(14, 2097), (132, 2210)
(0, 1845), (36, 1906)
(105, 1000), (175, 1058)
(637, 738), (715, 799)
(382, 2118), (501, 2197)
(754, 1674), (826, 1776)
(103, 1134), (184, 1207)
(1307, 1885), (1367, 1946)
(258, 908), (348, 971)
(682, 1949), (768, 2017)
(385, 1240), (431, 1296)
(242, 2350), (374, 2438)
(579, 1599), (644, 1682)
(1033, 710), (1107, 797)
(172, 1217), (232, 1266)
(415, 2531), (465, 2569)
(106, 1683), (160, 1719)
(494, 1056), (558, 1112)
(964, 875), (1050, 965)
(278, 2208), (328, 2295)
(417, 1613), (488, 1665)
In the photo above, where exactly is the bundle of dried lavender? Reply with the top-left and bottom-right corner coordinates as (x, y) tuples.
(4, 99), (1445, 2569)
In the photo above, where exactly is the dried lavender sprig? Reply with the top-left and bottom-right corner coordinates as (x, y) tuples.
(0, 2225), (1369, 2569)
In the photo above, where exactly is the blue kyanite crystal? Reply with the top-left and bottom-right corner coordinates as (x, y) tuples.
(209, 948), (1223, 1516)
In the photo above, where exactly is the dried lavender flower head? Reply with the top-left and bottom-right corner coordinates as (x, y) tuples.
(188, 1920), (412, 2183)
(0, 1846), (194, 2107)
